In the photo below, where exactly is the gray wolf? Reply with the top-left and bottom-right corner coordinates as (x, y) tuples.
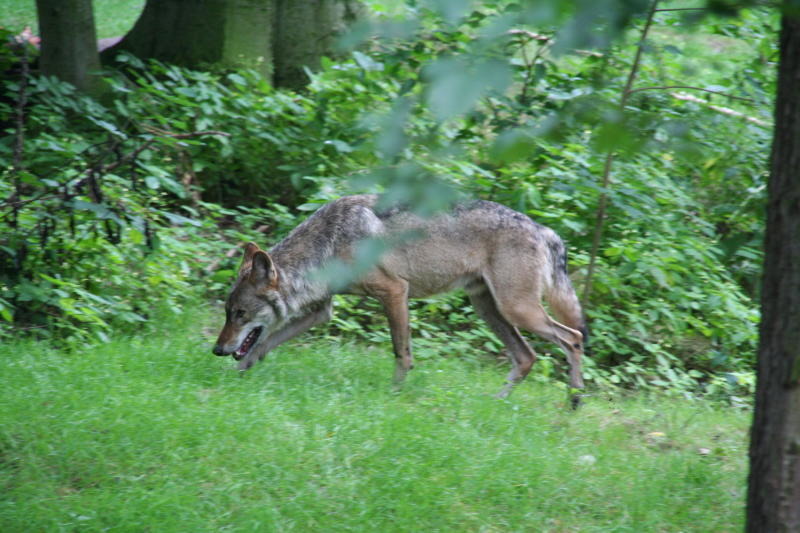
(213, 194), (588, 403)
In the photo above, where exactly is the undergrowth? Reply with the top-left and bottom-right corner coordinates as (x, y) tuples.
(1, 2), (776, 401)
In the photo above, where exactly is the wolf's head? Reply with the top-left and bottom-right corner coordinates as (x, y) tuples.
(212, 242), (285, 362)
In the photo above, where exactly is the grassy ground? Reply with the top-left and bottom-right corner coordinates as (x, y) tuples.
(0, 306), (749, 532)
(0, 0), (144, 38)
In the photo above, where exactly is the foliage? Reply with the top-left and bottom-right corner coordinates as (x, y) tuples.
(0, 308), (750, 531)
(317, 0), (775, 399)
(0, 0), (779, 401)
(0, 52), (371, 341)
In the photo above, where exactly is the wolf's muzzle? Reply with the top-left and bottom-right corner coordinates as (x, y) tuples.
(212, 344), (227, 356)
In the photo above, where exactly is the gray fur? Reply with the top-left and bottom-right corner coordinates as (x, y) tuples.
(213, 194), (587, 403)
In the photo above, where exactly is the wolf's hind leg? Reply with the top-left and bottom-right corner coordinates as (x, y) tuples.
(469, 286), (537, 398)
(495, 301), (585, 392)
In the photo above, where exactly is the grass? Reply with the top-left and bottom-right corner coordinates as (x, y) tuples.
(0, 306), (750, 532)
(0, 1), (144, 38)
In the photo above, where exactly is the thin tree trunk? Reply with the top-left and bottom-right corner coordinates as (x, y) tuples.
(581, 0), (658, 305)
(746, 10), (800, 533)
(35, 0), (104, 95)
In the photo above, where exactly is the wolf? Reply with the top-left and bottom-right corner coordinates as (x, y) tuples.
(213, 194), (588, 402)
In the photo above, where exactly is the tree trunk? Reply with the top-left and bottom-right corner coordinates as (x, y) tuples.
(103, 0), (363, 88)
(746, 10), (800, 533)
(34, 0), (104, 95)
(103, 0), (276, 80)
(272, 0), (363, 90)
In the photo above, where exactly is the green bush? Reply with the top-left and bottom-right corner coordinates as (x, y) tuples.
(1, 0), (775, 402)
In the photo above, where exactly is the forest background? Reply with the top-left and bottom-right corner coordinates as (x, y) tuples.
(1, 0), (776, 398)
(0, 0), (788, 530)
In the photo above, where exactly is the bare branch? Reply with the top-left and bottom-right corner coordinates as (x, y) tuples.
(582, 0), (660, 305)
(628, 85), (756, 103)
(0, 129), (230, 218)
(142, 126), (231, 139)
(8, 42), (31, 230)
(671, 91), (772, 127)
(654, 7), (707, 12)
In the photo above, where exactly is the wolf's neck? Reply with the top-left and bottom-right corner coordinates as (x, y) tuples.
(270, 243), (334, 315)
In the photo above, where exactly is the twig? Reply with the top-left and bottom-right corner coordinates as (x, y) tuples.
(9, 41), (31, 229)
(0, 129), (230, 218)
(671, 91), (771, 127)
(507, 29), (551, 43)
(509, 30), (552, 103)
(628, 85), (756, 103)
(142, 126), (231, 139)
(654, 7), (707, 12)
(204, 226), (270, 274)
(582, 0), (660, 306)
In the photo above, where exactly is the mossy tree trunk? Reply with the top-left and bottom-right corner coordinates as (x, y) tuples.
(746, 9), (800, 533)
(103, 0), (362, 88)
(34, 0), (104, 95)
(273, 0), (363, 89)
(102, 0), (276, 80)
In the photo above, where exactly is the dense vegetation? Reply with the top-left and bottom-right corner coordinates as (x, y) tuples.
(0, 2), (777, 403)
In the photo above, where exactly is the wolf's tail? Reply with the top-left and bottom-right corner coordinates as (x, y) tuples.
(545, 238), (589, 348)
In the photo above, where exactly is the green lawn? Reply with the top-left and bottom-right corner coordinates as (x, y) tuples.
(0, 0), (144, 38)
(0, 306), (749, 531)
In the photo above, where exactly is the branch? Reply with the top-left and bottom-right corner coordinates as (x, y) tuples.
(68, 130), (230, 189)
(204, 226), (270, 274)
(582, 0), (660, 306)
(670, 91), (772, 127)
(8, 42), (31, 230)
(0, 129), (231, 217)
(628, 85), (756, 103)
(654, 7), (707, 12)
(142, 126), (231, 140)
(509, 30), (552, 104)
(507, 29), (551, 43)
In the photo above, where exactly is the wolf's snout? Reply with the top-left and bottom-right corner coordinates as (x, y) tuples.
(212, 344), (227, 356)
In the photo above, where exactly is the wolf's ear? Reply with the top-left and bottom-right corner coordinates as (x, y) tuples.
(249, 250), (279, 289)
(238, 242), (261, 278)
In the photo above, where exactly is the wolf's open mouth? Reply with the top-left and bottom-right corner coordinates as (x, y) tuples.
(234, 327), (263, 360)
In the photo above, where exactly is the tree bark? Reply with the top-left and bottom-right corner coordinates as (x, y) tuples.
(34, 0), (104, 95)
(746, 10), (800, 533)
(103, 0), (276, 80)
(103, 0), (363, 88)
(272, 0), (363, 89)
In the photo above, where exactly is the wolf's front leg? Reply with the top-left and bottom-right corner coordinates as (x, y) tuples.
(364, 276), (413, 383)
(237, 300), (333, 371)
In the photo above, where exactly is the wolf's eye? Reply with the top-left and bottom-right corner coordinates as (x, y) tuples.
(234, 309), (245, 319)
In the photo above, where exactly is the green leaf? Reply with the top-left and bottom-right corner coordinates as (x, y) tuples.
(353, 51), (384, 72)
(324, 140), (354, 153)
(425, 58), (511, 122)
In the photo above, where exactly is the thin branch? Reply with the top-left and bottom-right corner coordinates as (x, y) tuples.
(0, 129), (230, 217)
(582, 0), (660, 306)
(671, 91), (772, 127)
(204, 226), (270, 274)
(142, 126), (231, 139)
(628, 85), (756, 103)
(507, 29), (551, 43)
(654, 7), (707, 12)
(9, 42), (31, 230)
(509, 30), (552, 104)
